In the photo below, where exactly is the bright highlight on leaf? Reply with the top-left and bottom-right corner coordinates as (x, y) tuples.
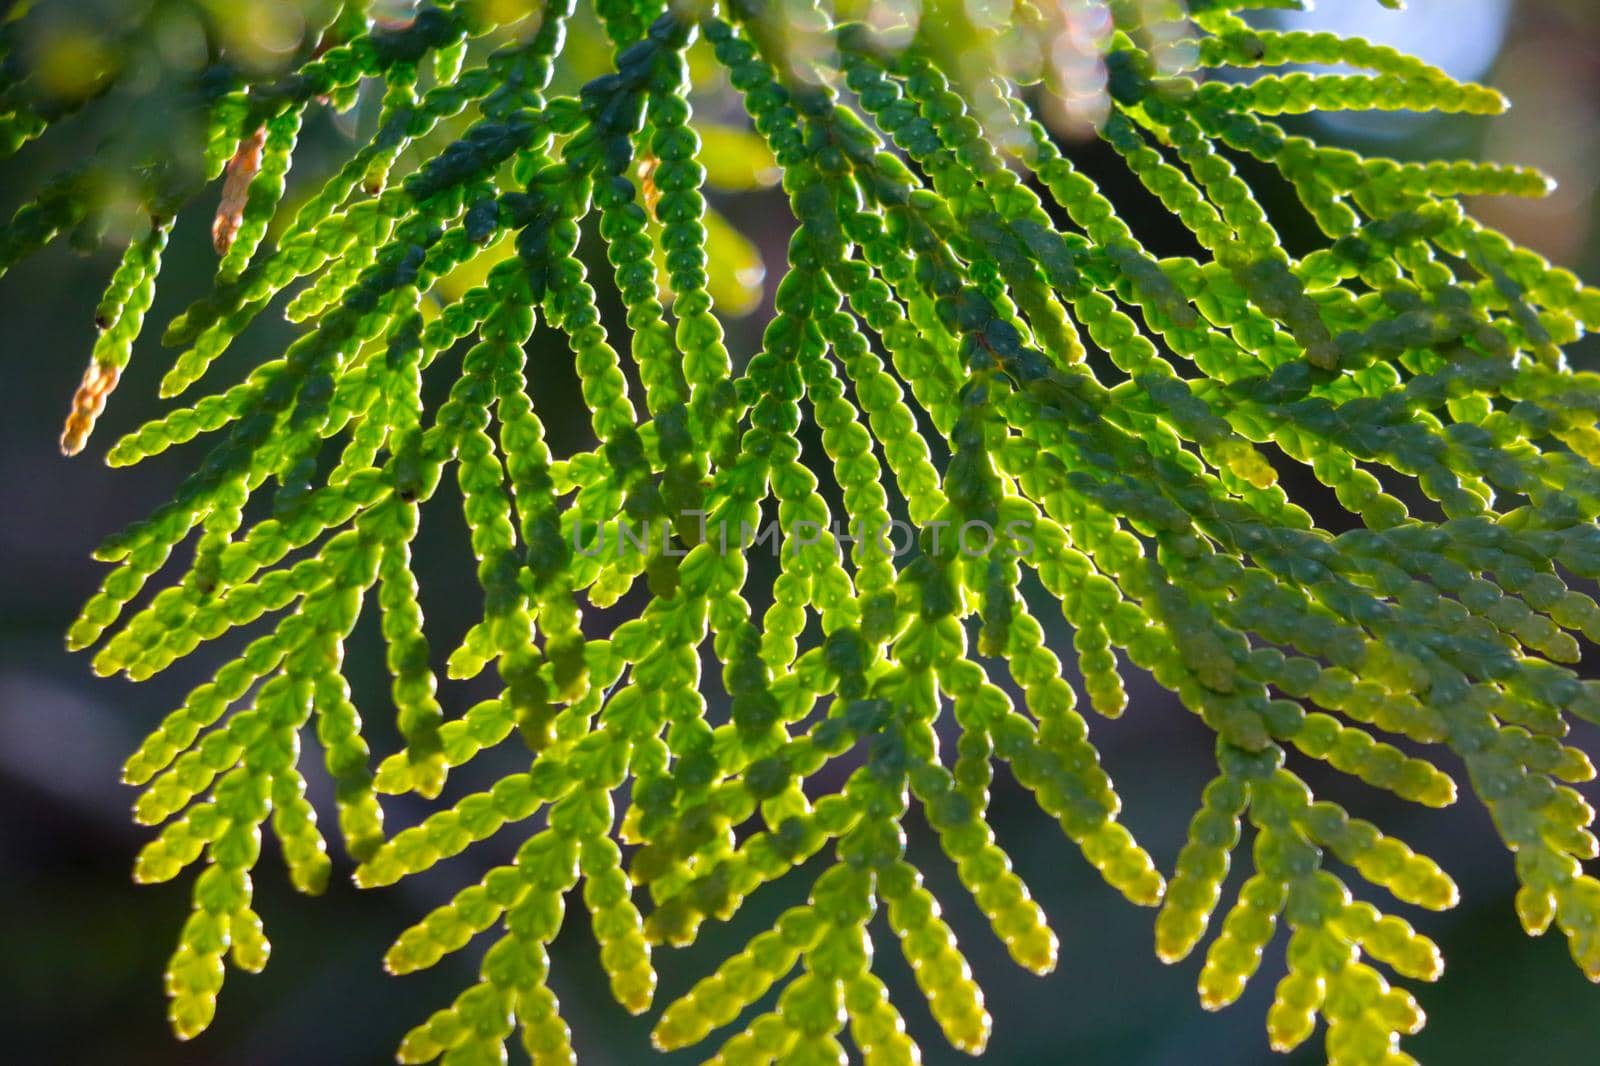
(5, 0), (1600, 1063)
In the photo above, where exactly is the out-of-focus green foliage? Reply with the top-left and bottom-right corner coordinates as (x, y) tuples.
(5, 0), (1600, 1063)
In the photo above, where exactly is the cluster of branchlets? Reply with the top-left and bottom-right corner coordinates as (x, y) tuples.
(6, 0), (1600, 1063)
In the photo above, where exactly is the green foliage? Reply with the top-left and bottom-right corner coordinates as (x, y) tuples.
(7, 0), (1600, 1062)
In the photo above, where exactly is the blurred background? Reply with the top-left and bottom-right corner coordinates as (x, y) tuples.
(3, 1), (1600, 1063)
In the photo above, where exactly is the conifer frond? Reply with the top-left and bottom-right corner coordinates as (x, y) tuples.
(7, 0), (1600, 1061)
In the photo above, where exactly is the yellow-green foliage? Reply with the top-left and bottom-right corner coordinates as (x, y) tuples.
(5, 0), (1600, 1063)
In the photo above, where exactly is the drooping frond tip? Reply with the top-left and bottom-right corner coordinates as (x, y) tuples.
(4, 0), (1600, 1062)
